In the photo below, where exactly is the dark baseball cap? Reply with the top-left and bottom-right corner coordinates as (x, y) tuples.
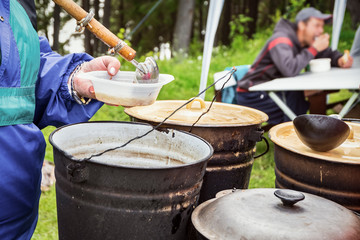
(295, 7), (332, 24)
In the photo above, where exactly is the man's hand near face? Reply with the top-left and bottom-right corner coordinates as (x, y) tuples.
(312, 33), (330, 52)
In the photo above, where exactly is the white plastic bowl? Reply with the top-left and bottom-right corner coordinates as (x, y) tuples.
(78, 71), (174, 107)
(309, 58), (331, 73)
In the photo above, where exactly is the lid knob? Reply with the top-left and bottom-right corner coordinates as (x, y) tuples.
(274, 189), (305, 207)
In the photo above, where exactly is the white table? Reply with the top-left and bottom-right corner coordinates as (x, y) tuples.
(249, 58), (360, 120)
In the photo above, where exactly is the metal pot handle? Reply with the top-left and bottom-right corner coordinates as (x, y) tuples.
(186, 97), (206, 110)
(254, 136), (270, 159)
(66, 161), (89, 183)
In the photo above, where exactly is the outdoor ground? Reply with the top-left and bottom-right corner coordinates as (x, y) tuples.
(32, 24), (355, 239)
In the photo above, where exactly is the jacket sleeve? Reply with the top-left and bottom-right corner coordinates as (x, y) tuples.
(268, 37), (316, 77)
(316, 48), (343, 66)
(350, 26), (360, 57)
(34, 37), (103, 129)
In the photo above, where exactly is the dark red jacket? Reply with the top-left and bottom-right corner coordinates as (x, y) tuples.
(237, 19), (343, 91)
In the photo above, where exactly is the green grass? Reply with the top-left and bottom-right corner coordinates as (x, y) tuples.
(33, 25), (355, 239)
(32, 187), (58, 239)
(250, 133), (276, 189)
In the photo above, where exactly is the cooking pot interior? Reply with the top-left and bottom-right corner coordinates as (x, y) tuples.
(50, 121), (213, 168)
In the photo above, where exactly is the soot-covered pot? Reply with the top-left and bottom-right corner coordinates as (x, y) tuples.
(269, 121), (360, 212)
(125, 98), (269, 202)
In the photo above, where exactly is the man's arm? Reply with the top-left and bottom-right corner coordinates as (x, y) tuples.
(315, 34), (353, 68)
(268, 37), (316, 77)
(350, 26), (360, 57)
(316, 48), (343, 66)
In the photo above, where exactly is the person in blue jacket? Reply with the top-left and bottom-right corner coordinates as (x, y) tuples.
(0, 0), (122, 238)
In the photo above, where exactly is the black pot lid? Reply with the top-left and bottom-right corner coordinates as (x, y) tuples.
(191, 188), (360, 240)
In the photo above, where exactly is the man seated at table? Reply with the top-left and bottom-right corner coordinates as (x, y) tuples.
(236, 7), (353, 125)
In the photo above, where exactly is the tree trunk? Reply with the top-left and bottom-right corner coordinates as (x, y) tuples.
(53, 3), (61, 51)
(216, 0), (231, 46)
(245, 0), (259, 38)
(101, 0), (111, 53)
(269, 0), (277, 18)
(93, 0), (100, 56)
(233, 0), (241, 15)
(116, 0), (124, 32)
(347, 0), (360, 29)
(173, 0), (195, 54)
(199, 0), (204, 41)
(241, 0), (247, 15)
(82, 0), (93, 55)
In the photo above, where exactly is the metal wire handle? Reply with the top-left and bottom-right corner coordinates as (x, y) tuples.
(82, 67), (238, 162)
(254, 136), (270, 159)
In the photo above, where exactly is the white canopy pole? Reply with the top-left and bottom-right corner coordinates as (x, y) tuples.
(198, 0), (224, 99)
(331, 0), (347, 50)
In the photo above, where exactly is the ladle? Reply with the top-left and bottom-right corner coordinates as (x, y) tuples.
(293, 114), (351, 152)
(53, 0), (159, 83)
(134, 57), (159, 83)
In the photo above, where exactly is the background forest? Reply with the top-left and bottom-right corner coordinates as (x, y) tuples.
(33, 0), (359, 239)
(36, 0), (360, 57)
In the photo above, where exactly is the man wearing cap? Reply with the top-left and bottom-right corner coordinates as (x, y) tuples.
(236, 7), (353, 125)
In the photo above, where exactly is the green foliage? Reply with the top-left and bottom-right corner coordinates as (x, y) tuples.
(91, 105), (130, 122)
(42, 126), (56, 162)
(230, 28), (272, 59)
(283, 0), (309, 21)
(117, 28), (131, 46)
(229, 14), (253, 39)
(188, 37), (204, 57)
(120, 0), (178, 55)
(270, 9), (283, 28)
(335, 12), (357, 52)
(250, 133), (276, 188)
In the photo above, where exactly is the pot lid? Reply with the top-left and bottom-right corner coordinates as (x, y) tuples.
(192, 188), (360, 240)
(269, 122), (360, 163)
(124, 98), (268, 127)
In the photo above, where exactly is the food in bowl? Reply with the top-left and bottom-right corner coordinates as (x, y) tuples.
(309, 58), (331, 73)
(78, 71), (174, 107)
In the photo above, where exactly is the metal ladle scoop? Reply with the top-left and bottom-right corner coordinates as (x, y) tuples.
(293, 114), (351, 152)
(132, 57), (159, 83)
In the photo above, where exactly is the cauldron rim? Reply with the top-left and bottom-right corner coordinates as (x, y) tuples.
(124, 100), (269, 127)
(49, 121), (214, 170)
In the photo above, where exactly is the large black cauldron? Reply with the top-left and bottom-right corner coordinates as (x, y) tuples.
(125, 99), (268, 203)
(50, 121), (213, 240)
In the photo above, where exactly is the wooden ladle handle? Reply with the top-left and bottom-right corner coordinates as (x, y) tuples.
(53, 0), (136, 61)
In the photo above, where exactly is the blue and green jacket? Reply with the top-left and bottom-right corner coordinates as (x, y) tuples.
(0, 0), (103, 239)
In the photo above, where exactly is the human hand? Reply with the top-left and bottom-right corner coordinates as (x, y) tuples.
(338, 55), (353, 68)
(72, 56), (121, 100)
(312, 33), (330, 52)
